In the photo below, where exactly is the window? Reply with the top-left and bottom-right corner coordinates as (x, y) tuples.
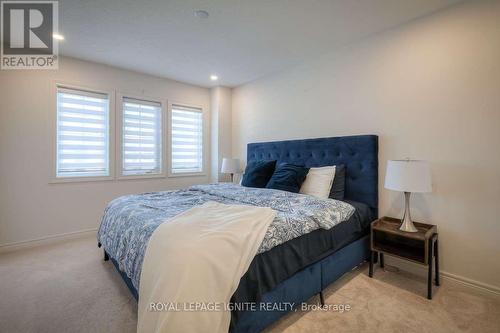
(56, 87), (110, 178)
(121, 97), (163, 176)
(170, 104), (203, 174)
(54, 83), (204, 181)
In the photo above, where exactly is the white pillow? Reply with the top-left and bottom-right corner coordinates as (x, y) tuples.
(299, 166), (336, 199)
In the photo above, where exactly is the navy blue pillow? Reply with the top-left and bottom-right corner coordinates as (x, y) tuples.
(329, 165), (346, 200)
(266, 163), (309, 193)
(241, 160), (276, 188)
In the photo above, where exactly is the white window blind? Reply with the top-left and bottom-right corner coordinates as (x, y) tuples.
(56, 87), (110, 178)
(171, 105), (203, 174)
(122, 98), (162, 176)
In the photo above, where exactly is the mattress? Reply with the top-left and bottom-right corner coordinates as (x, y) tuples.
(98, 184), (355, 291)
(230, 200), (373, 324)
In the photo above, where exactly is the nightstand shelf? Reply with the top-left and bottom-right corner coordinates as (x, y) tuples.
(369, 216), (439, 299)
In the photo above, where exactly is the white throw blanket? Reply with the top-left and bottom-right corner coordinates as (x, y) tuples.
(137, 201), (276, 333)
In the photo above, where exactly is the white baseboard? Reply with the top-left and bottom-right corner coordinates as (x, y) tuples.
(0, 228), (98, 254)
(384, 256), (500, 298)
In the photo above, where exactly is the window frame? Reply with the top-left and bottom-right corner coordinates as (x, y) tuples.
(50, 83), (206, 183)
(50, 82), (116, 183)
(116, 92), (167, 180)
(168, 101), (206, 178)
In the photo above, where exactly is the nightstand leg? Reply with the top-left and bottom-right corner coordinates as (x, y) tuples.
(427, 239), (433, 300)
(104, 250), (109, 261)
(369, 251), (374, 277)
(380, 253), (385, 269)
(319, 291), (325, 306)
(434, 237), (440, 286)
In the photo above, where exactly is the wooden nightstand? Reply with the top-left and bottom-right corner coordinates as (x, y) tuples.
(369, 216), (439, 299)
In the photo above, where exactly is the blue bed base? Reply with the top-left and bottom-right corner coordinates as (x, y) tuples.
(105, 134), (377, 332)
(110, 235), (370, 333)
(231, 235), (370, 332)
(110, 257), (139, 300)
(107, 234), (370, 332)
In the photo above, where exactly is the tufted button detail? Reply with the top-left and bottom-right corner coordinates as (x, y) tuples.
(246, 135), (378, 211)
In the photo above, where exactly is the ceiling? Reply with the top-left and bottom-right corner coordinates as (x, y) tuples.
(59, 0), (462, 88)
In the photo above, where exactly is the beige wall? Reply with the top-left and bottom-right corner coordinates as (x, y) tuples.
(0, 57), (211, 246)
(232, 0), (500, 290)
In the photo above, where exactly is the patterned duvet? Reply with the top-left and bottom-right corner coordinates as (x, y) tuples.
(97, 183), (354, 290)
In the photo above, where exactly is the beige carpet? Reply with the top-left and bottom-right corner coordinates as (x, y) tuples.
(0, 235), (499, 333)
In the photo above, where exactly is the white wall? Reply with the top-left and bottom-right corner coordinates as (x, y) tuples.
(232, 0), (500, 290)
(0, 57), (211, 246)
(210, 86), (233, 182)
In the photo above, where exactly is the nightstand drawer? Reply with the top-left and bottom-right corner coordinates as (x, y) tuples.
(372, 230), (425, 263)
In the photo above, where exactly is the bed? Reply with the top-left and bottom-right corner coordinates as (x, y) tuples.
(97, 134), (378, 332)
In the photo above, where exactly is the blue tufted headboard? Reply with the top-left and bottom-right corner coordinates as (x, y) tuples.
(247, 135), (378, 217)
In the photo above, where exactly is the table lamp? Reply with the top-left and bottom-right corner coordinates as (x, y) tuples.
(384, 159), (432, 232)
(221, 158), (241, 183)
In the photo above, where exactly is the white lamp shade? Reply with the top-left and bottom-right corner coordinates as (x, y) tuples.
(221, 158), (241, 174)
(384, 160), (432, 193)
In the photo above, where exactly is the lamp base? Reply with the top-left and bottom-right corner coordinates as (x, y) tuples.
(400, 192), (418, 233)
(400, 217), (418, 233)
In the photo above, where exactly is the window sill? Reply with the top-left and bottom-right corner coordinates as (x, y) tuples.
(50, 172), (205, 183)
(168, 172), (206, 178)
(49, 175), (114, 184)
(116, 173), (166, 181)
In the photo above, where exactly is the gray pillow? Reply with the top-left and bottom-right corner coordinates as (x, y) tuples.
(329, 165), (345, 200)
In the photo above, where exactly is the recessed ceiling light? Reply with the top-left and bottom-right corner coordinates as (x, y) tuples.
(194, 10), (209, 19)
(210, 75), (218, 81)
(53, 33), (65, 40)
